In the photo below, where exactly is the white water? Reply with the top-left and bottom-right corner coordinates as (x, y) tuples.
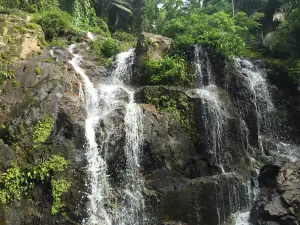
(194, 45), (213, 86)
(192, 45), (228, 169)
(200, 0), (204, 8)
(235, 58), (274, 151)
(275, 141), (300, 162)
(115, 91), (145, 225)
(69, 44), (112, 225)
(69, 44), (144, 225)
(235, 212), (251, 225)
(87, 32), (96, 40)
(194, 85), (228, 167)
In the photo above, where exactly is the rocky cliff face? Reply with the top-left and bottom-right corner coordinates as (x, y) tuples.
(250, 162), (300, 225)
(0, 16), (299, 225)
(0, 14), (87, 224)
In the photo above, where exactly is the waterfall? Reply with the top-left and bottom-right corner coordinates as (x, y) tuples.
(200, 0), (204, 8)
(68, 44), (112, 225)
(235, 58), (274, 151)
(193, 45), (228, 170)
(194, 45), (213, 86)
(195, 85), (228, 168)
(69, 44), (144, 225)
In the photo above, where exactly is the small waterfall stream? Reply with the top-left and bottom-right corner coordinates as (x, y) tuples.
(235, 58), (274, 151)
(192, 45), (228, 170)
(69, 43), (144, 225)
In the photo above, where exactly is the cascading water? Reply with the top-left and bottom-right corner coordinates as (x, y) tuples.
(194, 44), (213, 86)
(192, 45), (228, 169)
(69, 43), (144, 225)
(195, 85), (228, 167)
(115, 91), (145, 225)
(69, 44), (112, 225)
(232, 59), (275, 225)
(235, 58), (274, 151)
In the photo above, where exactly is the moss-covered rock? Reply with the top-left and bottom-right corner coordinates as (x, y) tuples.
(0, 14), (87, 225)
(134, 32), (173, 85)
(136, 86), (197, 141)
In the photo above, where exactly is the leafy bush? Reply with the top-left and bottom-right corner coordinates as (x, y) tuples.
(140, 55), (192, 86)
(32, 10), (75, 40)
(32, 115), (54, 144)
(112, 30), (136, 42)
(163, 11), (262, 58)
(284, 56), (300, 82)
(100, 38), (120, 58)
(272, 8), (300, 53)
(0, 155), (69, 204)
(51, 179), (71, 215)
(0, 59), (14, 87)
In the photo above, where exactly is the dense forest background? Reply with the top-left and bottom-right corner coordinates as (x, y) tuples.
(0, 0), (300, 84)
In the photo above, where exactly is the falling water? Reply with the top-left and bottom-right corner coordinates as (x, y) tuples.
(194, 85), (228, 167)
(69, 44), (112, 225)
(114, 91), (145, 225)
(192, 45), (228, 169)
(111, 48), (135, 84)
(194, 45), (213, 86)
(235, 58), (274, 151)
(69, 44), (144, 225)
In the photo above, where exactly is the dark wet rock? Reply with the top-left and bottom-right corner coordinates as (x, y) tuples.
(250, 161), (300, 225)
(157, 173), (248, 225)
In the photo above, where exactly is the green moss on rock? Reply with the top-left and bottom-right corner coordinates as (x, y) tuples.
(142, 86), (197, 140)
(32, 115), (54, 144)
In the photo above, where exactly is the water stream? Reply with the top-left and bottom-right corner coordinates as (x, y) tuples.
(192, 45), (228, 170)
(235, 58), (274, 151)
(69, 44), (144, 225)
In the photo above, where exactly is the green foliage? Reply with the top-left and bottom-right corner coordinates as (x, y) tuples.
(12, 79), (19, 88)
(284, 56), (300, 82)
(32, 115), (54, 144)
(34, 67), (41, 76)
(273, 8), (300, 53)
(140, 55), (192, 86)
(85, 17), (110, 36)
(144, 87), (196, 139)
(31, 10), (76, 40)
(0, 155), (69, 204)
(0, 0), (59, 12)
(0, 59), (15, 87)
(112, 30), (136, 42)
(101, 38), (120, 58)
(163, 11), (262, 58)
(51, 179), (71, 215)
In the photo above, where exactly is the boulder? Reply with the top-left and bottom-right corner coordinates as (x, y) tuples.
(250, 161), (300, 225)
(133, 33), (173, 85)
(158, 173), (248, 225)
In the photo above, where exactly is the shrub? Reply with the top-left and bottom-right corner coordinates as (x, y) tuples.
(32, 10), (75, 40)
(140, 55), (192, 86)
(0, 155), (69, 204)
(112, 30), (136, 42)
(100, 38), (120, 58)
(164, 11), (262, 58)
(51, 179), (71, 215)
(32, 115), (54, 144)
